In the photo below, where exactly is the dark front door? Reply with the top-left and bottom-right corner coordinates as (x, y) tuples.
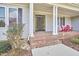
(36, 15), (45, 31)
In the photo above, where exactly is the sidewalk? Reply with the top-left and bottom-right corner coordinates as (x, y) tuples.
(32, 44), (79, 56)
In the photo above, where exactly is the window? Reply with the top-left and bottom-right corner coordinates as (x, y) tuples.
(18, 8), (22, 25)
(62, 17), (65, 25)
(0, 7), (5, 27)
(9, 8), (23, 27)
(9, 8), (17, 27)
(58, 17), (59, 26)
(60, 17), (65, 26)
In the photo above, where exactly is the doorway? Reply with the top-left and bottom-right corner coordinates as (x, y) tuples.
(35, 15), (45, 31)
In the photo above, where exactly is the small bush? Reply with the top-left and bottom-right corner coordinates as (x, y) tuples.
(7, 23), (24, 49)
(0, 20), (5, 27)
(0, 41), (12, 54)
(71, 37), (79, 44)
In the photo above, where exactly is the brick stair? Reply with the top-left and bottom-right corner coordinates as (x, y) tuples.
(30, 32), (61, 48)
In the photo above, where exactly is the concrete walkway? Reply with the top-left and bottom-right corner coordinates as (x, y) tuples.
(32, 44), (79, 56)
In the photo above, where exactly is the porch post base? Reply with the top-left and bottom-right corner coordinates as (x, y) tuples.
(52, 33), (58, 35)
(29, 34), (34, 37)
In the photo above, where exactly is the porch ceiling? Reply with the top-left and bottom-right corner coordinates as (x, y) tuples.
(58, 3), (79, 17)
(34, 3), (53, 14)
(59, 3), (79, 8)
(34, 3), (79, 17)
(59, 7), (79, 17)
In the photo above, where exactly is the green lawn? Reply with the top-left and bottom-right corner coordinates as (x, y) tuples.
(0, 40), (11, 55)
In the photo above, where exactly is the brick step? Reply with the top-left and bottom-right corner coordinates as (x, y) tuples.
(29, 32), (62, 48)
(30, 39), (61, 48)
(30, 35), (61, 48)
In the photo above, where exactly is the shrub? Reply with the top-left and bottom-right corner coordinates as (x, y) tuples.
(71, 37), (79, 44)
(0, 20), (5, 27)
(0, 41), (11, 54)
(7, 23), (24, 49)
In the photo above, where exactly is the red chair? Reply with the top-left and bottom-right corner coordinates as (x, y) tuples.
(59, 25), (72, 32)
(63, 25), (72, 32)
(59, 25), (65, 32)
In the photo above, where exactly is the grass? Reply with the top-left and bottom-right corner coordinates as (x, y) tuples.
(71, 37), (79, 44)
(0, 40), (11, 55)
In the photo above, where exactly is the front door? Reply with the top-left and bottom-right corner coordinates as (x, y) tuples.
(36, 15), (45, 31)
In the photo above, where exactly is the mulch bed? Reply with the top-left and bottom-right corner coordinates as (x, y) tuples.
(1, 32), (79, 56)
(61, 36), (79, 51)
(60, 32), (79, 51)
(1, 48), (32, 56)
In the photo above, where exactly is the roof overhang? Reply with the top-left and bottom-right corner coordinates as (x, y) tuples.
(48, 3), (79, 12)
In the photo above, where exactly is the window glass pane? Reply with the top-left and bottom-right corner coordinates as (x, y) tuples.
(63, 17), (65, 25)
(58, 17), (59, 25)
(18, 8), (22, 25)
(60, 17), (62, 26)
(9, 8), (17, 27)
(0, 7), (5, 27)
(60, 17), (65, 26)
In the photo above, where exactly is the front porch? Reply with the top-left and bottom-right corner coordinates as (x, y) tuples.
(30, 31), (79, 49)
(29, 3), (79, 37)
(28, 3), (79, 53)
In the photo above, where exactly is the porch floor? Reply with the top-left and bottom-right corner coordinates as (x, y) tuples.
(30, 31), (79, 49)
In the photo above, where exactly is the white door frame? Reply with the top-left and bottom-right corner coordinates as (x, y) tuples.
(35, 15), (46, 32)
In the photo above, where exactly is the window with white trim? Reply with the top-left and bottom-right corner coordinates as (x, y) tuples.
(18, 8), (22, 25)
(0, 7), (5, 27)
(60, 17), (65, 26)
(9, 8), (17, 27)
(9, 8), (22, 27)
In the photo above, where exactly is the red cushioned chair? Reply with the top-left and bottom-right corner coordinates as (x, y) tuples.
(59, 25), (72, 32)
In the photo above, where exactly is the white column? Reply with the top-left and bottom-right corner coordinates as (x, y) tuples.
(29, 3), (34, 37)
(52, 6), (58, 35)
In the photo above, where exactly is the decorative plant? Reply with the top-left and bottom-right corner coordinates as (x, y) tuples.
(5, 22), (32, 56)
(71, 37), (79, 44)
(7, 23), (24, 49)
(0, 20), (5, 27)
(0, 41), (11, 55)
